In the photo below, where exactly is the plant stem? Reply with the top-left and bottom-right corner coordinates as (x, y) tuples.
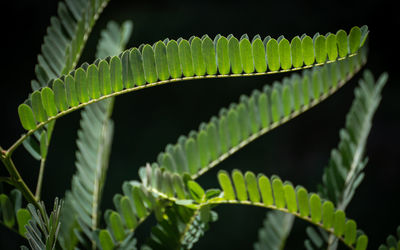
(35, 158), (46, 200)
(0, 153), (38, 207)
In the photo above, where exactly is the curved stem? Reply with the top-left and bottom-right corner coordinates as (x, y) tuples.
(0, 155), (38, 207)
(35, 158), (46, 200)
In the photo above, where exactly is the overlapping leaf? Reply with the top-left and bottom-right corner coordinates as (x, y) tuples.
(0, 189), (31, 237)
(17, 26), (368, 135)
(378, 225), (400, 250)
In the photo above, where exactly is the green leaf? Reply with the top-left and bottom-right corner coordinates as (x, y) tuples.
(334, 210), (345, 236)
(186, 138), (201, 175)
(326, 33), (338, 61)
(18, 104), (37, 130)
(240, 38), (254, 73)
(99, 60), (112, 95)
(166, 40), (182, 78)
(314, 35), (327, 64)
(31, 91), (48, 122)
(336, 29), (348, 58)
(245, 171), (261, 203)
(119, 196), (137, 230)
(110, 56), (124, 92)
(302, 35), (315, 66)
(232, 170), (248, 201)
(187, 180), (205, 203)
(344, 219), (357, 245)
(278, 38), (291, 70)
(258, 93), (270, 128)
(283, 183), (297, 213)
(228, 36), (242, 74)
(322, 201), (334, 229)
(355, 235), (368, 250)
(142, 44), (158, 83)
(87, 64), (101, 99)
(309, 194), (322, 223)
(179, 39), (194, 77)
(266, 38), (280, 71)
(109, 211), (126, 242)
(191, 37), (206, 76)
(16, 208), (31, 236)
(252, 38), (267, 73)
(65, 75), (79, 107)
(0, 194), (15, 228)
(218, 170), (236, 200)
(349, 26), (361, 53)
(130, 48), (146, 86)
(297, 187), (309, 217)
(39, 131), (48, 159)
(132, 186), (147, 219)
(41, 87), (58, 117)
(291, 36), (303, 68)
(75, 67), (89, 102)
(99, 229), (114, 250)
(197, 130), (210, 166)
(272, 177), (285, 209)
(216, 36), (230, 75)
(154, 41), (170, 81)
(52, 79), (68, 112)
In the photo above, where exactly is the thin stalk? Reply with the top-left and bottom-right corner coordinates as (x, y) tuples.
(35, 158), (46, 200)
(0, 154), (38, 208)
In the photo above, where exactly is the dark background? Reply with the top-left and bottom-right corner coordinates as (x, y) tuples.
(1, 0), (399, 249)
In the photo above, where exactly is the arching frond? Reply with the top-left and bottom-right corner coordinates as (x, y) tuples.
(304, 71), (387, 249)
(23, 198), (63, 250)
(96, 21), (133, 60)
(0, 189), (31, 237)
(58, 20), (133, 250)
(319, 71), (387, 210)
(378, 225), (400, 250)
(212, 170), (368, 249)
(137, 49), (366, 180)
(16, 26), (367, 138)
(32, 0), (110, 90)
(254, 210), (294, 250)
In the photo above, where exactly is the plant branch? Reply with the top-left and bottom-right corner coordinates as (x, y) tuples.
(0, 154), (38, 208)
(35, 158), (46, 200)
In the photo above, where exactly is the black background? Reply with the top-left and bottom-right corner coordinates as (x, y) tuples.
(1, 0), (399, 249)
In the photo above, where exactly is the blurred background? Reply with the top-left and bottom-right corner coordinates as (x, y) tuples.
(1, 0), (399, 249)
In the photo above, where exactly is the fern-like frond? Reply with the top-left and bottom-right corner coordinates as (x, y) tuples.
(0, 189), (31, 236)
(137, 49), (366, 180)
(304, 71), (387, 250)
(144, 204), (217, 250)
(24, 198), (63, 250)
(58, 98), (114, 249)
(32, 0), (110, 90)
(319, 70), (388, 210)
(139, 167), (369, 249)
(96, 21), (133, 59)
(254, 210), (294, 250)
(15, 26), (367, 139)
(58, 20), (133, 250)
(20, 0), (110, 198)
(378, 225), (400, 250)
